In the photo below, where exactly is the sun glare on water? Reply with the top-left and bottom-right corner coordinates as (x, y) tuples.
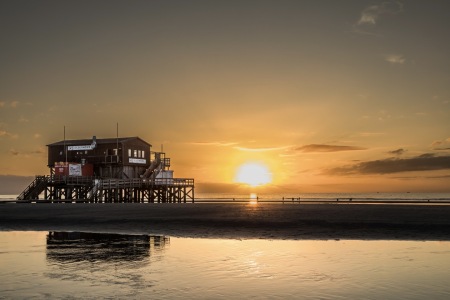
(235, 162), (272, 187)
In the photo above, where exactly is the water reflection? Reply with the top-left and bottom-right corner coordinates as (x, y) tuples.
(2, 232), (450, 299)
(43, 232), (169, 296)
(46, 231), (169, 263)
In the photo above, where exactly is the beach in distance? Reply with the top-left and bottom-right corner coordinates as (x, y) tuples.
(1, 203), (450, 240)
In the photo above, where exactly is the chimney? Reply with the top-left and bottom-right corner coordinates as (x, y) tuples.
(91, 136), (97, 149)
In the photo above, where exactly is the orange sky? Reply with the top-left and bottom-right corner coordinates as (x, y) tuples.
(1, 1), (449, 194)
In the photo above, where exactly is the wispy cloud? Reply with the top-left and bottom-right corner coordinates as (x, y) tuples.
(191, 141), (290, 152)
(326, 154), (450, 175)
(9, 147), (44, 157)
(0, 130), (18, 139)
(234, 146), (291, 152)
(191, 141), (238, 147)
(385, 54), (406, 64)
(357, 1), (403, 26)
(0, 100), (20, 108)
(388, 148), (406, 156)
(358, 5), (381, 26)
(353, 1), (404, 36)
(432, 138), (450, 150)
(18, 116), (29, 123)
(358, 132), (385, 137)
(296, 144), (367, 153)
(9, 149), (19, 156)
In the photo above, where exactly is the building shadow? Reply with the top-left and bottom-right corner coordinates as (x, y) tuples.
(46, 231), (169, 263)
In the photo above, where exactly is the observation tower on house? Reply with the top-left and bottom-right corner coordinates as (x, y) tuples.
(17, 136), (194, 203)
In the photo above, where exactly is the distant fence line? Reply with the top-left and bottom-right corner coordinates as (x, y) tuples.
(3, 196), (450, 204)
(193, 196), (450, 204)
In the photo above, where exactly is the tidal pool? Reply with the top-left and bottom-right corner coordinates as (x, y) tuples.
(1, 231), (450, 299)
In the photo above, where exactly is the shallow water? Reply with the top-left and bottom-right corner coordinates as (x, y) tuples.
(1, 232), (450, 299)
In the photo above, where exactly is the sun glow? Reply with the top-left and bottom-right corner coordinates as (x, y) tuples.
(235, 162), (272, 187)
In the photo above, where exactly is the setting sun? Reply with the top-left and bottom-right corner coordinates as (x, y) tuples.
(235, 162), (272, 187)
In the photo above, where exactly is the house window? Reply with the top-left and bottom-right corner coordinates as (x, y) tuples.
(134, 150), (137, 157)
(128, 149), (131, 157)
(142, 150), (145, 158)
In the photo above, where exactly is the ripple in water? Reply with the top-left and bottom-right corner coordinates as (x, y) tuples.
(1, 232), (450, 299)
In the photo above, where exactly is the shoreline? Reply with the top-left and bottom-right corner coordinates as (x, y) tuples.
(1, 203), (450, 240)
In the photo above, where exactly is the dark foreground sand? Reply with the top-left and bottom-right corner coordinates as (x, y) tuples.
(1, 203), (450, 240)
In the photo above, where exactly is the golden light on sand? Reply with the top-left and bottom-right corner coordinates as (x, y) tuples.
(235, 162), (272, 187)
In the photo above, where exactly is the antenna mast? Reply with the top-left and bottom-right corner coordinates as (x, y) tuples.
(64, 125), (67, 163)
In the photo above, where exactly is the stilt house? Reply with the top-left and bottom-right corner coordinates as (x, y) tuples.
(17, 136), (194, 203)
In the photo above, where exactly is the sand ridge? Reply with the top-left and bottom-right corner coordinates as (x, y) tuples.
(1, 203), (450, 240)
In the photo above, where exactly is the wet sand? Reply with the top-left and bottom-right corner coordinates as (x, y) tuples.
(1, 203), (450, 240)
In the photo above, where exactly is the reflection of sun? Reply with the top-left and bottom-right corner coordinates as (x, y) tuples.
(235, 162), (272, 187)
(249, 192), (258, 205)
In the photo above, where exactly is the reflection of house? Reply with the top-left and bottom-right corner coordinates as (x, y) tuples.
(47, 136), (151, 179)
(17, 135), (194, 203)
(46, 231), (169, 263)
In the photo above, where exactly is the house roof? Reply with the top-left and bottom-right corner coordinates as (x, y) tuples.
(47, 136), (152, 147)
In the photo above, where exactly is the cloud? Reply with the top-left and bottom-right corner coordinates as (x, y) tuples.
(0, 101), (20, 108)
(358, 132), (385, 137)
(358, 5), (380, 25)
(388, 148), (406, 156)
(326, 154), (450, 175)
(192, 141), (291, 152)
(353, 1), (404, 36)
(191, 141), (238, 147)
(234, 146), (290, 152)
(0, 130), (18, 139)
(431, 138), (450, 150)
(385, 54), (406, 64)
(9, 147), (44, 157)
(357, 1), (404, 26)
(18, 116), (29, 123)
(9, 149), (20, 156)
(34, 133), (42, 139)
(296, 144), (367, 153)
(432, 140), (444, 147)
(30, 149), (45, 154)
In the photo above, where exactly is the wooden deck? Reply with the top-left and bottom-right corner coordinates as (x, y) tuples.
(17, 175), (194, 203)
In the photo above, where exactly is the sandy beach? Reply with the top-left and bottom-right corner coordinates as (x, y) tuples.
(1, 203), (450, 240)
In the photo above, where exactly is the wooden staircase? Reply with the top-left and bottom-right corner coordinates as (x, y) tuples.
(16, 176), (48, 200)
